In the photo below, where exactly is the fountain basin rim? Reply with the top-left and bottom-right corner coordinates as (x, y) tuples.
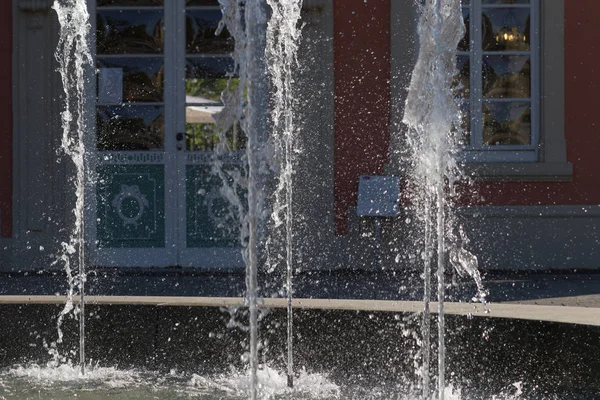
(0, 295), (598, 327)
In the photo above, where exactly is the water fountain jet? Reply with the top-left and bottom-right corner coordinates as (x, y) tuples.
(52, 0), (93, 376)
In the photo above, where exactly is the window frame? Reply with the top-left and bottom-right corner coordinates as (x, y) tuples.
(390, 0), (572, 182)
(459, 0), (539, 163)
(461, 0), (573, 181)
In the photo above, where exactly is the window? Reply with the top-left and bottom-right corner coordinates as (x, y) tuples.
(456, 0), (572, 180)
(458, 0), (537, 162)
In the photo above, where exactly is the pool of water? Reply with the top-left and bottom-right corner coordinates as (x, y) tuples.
(2, 364), (581, 400)
(0, 365), (347, 400)
(0, 364), (508, 400)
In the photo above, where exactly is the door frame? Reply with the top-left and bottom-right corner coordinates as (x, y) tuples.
(86, 0), (244, 268)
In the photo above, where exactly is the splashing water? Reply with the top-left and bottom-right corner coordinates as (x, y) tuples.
(403, 0), (485, 398)
(266, 0), (304, 388)
(1, 364), (533, 399)
(52, 0), (93, 375)
(215, 1), (271, 399)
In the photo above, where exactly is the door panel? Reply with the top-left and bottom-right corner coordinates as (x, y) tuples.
(185, 164), (240, 248)
(175, 0), (244, 268)
(93, 0), (175, 266)
(91, 0), (244, 268)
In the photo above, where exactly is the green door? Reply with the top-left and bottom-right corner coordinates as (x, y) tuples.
(91, 0), (243, 268)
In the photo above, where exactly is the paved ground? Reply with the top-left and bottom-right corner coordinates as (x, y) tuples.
(0, 268), (598, 307)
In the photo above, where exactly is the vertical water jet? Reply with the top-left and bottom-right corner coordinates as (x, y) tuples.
(402, 0), (471, 398)
(265, 0), (303, 389)
(52, 0), (92, 375)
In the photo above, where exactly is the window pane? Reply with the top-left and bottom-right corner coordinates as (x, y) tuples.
(186, 0), (220, 5)
(97, 10), (164, 54)
(185, 122), (246, 151)
(483, 0), (529, 4)
(456, 100), (471, 146)
(483, 102), (531, 145)
(97, 0), (163, 6)
(186, 57), (235, 101)
(461, 0), (471, 5)
(458, 8), (471, 51)
(482, 55), (530, 98)
(186, 10), (234, 54)
(97, 58), (164, 103)
(97, 106), (164, 150)
(482, 8), (530, 51)
(454, 56), (470, 98)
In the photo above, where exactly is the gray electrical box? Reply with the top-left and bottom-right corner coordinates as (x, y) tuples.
(356, 175), (400, 217)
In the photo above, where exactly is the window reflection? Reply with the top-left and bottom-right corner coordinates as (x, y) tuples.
(186, 10), (234, 54)
(186, 0), (220, 5)
(482, 0), (529, 4)
(97, 106), (164, 150)
(454, 56), (470, 98)
(457, 100), (471, 146)
(97, 0), (163, 6)
(97, 10), (164, 54)
(483, 102), (531, 145)
(97, 58), (164, 103)
(482, 56), (530, 98)
(186, 58), (236, 101)
(185, 121), (246, 151)
(186, 57), (234, 79)
(482, 8), (530, 51)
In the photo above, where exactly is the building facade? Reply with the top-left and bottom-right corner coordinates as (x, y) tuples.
(1, 0), (599, 271)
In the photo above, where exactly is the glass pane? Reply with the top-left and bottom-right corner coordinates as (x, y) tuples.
(97, 106), (164, 150)
(186, 10), (234, 54)
(458, 101), (471, 146)
(458, 8), (470, 51)
(482, 8), (530, 51)
(186, 0), (220, 5)
(483, 102), (531, 145)
(483, 0), (529, 4)
(185, 122), (246, 151)
(97, 0), (163, 6)
(461, 0), (470, 5)
(97, 10), (164, 54)
(186, 57), (235, 101)
(97, 164), (165, 248)
(483, 55), (530, 98)
(454, 55), (470, 98)
(97, 58), (164, 103)
(186, 165), (243, 248)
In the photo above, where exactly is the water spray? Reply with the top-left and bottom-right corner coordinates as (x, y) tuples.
(52, 0), (92, 375)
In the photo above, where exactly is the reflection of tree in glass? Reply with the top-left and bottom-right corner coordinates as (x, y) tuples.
(97, 108), (164, 150)
(483, 104), (530, 145)
(452, 58), (470, 99)
(185, 122), (246, 151)
(186, 78), (239, 102)
(482, 10), (530, 52)
(185, 12), (234, 54)
(483, 57), (530, 99)
(124, 66), (164, 102)
(96, 12), (164, 54)
(98, 0), (163, 5)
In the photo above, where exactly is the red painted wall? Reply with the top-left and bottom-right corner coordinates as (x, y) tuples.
(333, 0), (391, 234)
(0, 4), (12, 238)
(462, 1), (600, 206)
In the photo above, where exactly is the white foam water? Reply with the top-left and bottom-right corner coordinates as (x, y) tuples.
(7, 364), (146, 387)
(0, 364), (532, 400)
(402, 0), (486, 398)
(188, 366), (341, 399)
